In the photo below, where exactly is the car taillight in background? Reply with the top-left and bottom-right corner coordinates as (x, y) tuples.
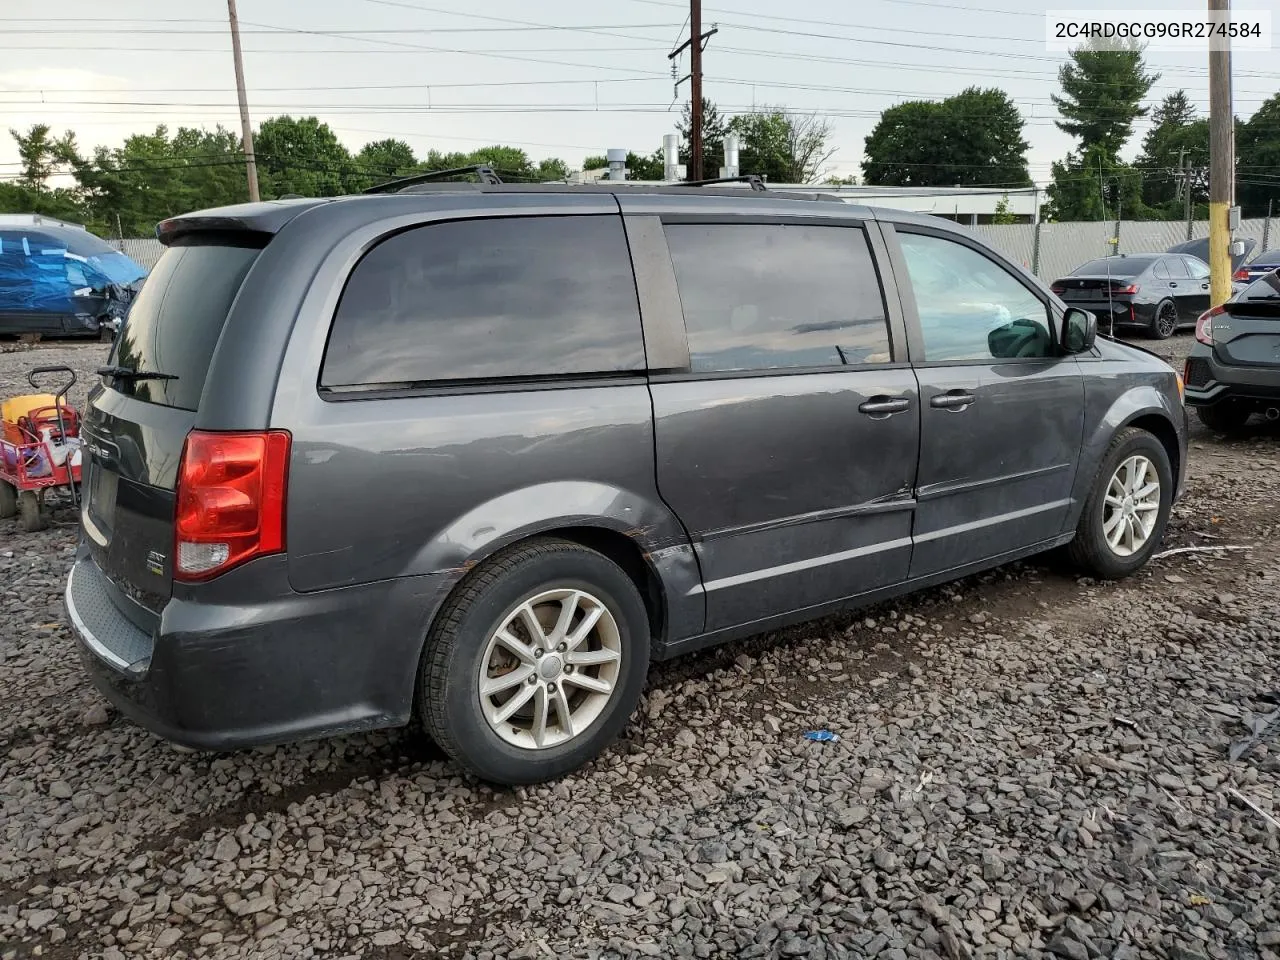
(1113, 283), (1139, 295)
(175, 430), (291, 581)
(1050, 283), (1066, 295)
(1233, 267), (1249, 281)
(1194, 305), (1226, 346)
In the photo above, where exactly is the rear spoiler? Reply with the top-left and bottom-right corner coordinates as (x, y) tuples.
(156, 198), (330, 246)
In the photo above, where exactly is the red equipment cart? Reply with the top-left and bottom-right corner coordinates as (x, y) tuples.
(0, 365), (82, 532)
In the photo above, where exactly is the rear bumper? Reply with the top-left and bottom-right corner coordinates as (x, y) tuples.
(65, 550), (451, 750)
(1183, 348), (1280, 407)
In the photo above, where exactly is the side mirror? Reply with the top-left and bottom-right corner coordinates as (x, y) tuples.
(1061, 307), (1097, 354)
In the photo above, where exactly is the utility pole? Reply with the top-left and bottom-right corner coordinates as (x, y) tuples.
(689, 0), (703, 181)
(668, 5), (717, 182)
(227, 0), (260, 202)
(1208, 0), (1232, 307)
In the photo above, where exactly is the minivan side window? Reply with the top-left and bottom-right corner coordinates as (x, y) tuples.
(897, 231), (1052, 362)
(321, 215), (644, 388)
(663, 223), (892, 373)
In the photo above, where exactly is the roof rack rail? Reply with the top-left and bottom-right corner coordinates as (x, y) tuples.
(363, 164), (504, 194)
(681, 175), (767, 192)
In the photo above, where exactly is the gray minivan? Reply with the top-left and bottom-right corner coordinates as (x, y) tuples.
(65, 182), (1187, 784)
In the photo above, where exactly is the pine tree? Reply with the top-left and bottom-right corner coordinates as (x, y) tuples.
(1051, 41), (1159, 158)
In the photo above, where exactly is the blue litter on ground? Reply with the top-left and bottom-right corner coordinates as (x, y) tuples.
(803, 730), (840, 743)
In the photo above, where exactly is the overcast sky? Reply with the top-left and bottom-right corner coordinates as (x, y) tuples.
(1, 0), (1277, 186)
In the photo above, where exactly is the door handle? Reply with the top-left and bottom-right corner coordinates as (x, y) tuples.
(1202, 283), (1210, 289)
(1169, 282), (1178, 288)
(930, 391), (976, 410)
(857, 396), (911, 418)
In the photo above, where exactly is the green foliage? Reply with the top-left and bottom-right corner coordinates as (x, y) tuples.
(1135, 92), (1208, 217)
(1044, 144), (1152, 222)
(823, 174), (858, 186)
(582, 150), (666, 180)
(861, 88), (1031, 187)
(350, 138), (418, 191)
(1238, 93), (1280, 218)
(727, 108), (834, 183)
(68, 125), (246, 235)
(991, 195), (1018, 225)
(254, 115), (353, 198)
(1051, 41), (1158, 158)
(677, 98), (729, 175)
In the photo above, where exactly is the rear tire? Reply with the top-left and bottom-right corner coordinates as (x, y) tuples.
(17, 490), (45, 532)
(1068, 427), (1172, 580)
(1196, 401), (1253, 435)
(0, 481), (16, 519)
(1147, 300), (1177, 340)
(418, 537), (650, 785)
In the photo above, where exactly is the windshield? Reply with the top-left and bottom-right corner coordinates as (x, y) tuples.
(1074, 257), (1151, 276)
(109, 240), (262, 410)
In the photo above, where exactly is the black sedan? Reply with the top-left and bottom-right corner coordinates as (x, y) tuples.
(1183, 269), (1280, 433)
(1051, 253), (1212, 340)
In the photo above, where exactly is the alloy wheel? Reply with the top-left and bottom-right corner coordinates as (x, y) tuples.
(478, 588), (622, 750)
(1102, 455), (1161, 557)
(1157, 302), (1178, 337)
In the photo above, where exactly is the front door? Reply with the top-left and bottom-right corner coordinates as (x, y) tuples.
(887, 226), (1086, 579)
(646, 216), (921, 633)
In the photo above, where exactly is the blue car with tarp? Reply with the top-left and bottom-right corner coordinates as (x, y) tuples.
(0, 214), (147, 339)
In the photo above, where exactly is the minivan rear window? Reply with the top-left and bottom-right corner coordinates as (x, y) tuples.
(109, 240), (262, 411)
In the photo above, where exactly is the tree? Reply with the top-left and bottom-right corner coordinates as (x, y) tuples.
(1135, 91), (1208, 217)
(725, 108), (835, 183)
(1051, 41), (1158, 158)
(862, 88), (1030, 187)
(677, 98), (729, 176)
(824, 174), (858, 186)
(351, 138), (418, 190)
(991, 195), (1018, 224)
(1238, 93), (1280, 218)
(1044, 144), (1149, 222)
(253, 115), (353, 198)
(69, 125), (245, 235)
(0, 125), (85, 222)
(582, 150), (666, 180)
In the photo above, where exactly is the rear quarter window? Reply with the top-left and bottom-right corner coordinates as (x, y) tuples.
(321, 215), (644, 388)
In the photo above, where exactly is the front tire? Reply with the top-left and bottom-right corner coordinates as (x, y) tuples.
(418, 538), (650, 785)
(1196, 401), (1253, 435)
(1068, 427), (1172, 579)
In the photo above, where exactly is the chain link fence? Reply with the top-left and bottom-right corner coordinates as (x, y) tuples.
(972, 218), (1277, 282)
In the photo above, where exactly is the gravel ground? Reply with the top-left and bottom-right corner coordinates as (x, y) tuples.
(3, 339), (1279, 960)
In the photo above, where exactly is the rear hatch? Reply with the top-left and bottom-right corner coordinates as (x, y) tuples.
(1212, 279), (1280, 368)
(80, 238), (263, 616)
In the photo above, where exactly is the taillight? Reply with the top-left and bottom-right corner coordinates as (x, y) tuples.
(174, 430), (290, 581)
(1114, 283), (1139, 295)
(1233, 267), (1248, 281)
(1050, 283), (1066, 295)
(1194, 305), (1225, 346)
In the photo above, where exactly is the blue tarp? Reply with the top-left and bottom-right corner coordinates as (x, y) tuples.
(0, 225), (146, 315)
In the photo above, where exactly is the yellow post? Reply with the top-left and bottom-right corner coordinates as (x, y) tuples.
(1207, 0), (1232, 307)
